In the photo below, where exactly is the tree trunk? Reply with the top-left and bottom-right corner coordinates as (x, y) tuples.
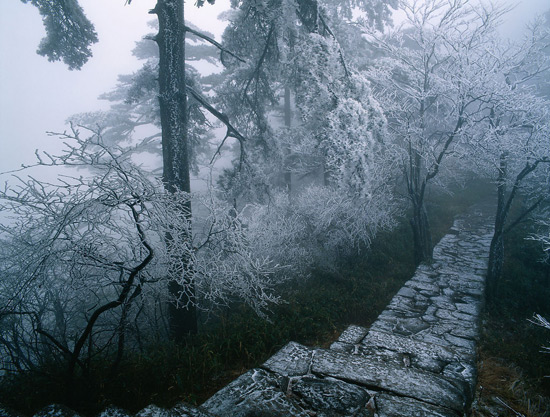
(408, 145), (433, 266)
(410, 200), (433, 265)
(486, 229), (504, 302)
(486, 153), (508, 303)
(153, 0), (197, 338)
(283, 85), (292, 192)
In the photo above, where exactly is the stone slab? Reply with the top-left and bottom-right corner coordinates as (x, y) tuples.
(201, 368), (308, 417)
(290, 376), (370, 415)
(170, 403), (217, 417)
(33, 405), (81, 417)
(374, 392), (460, 417)
(336, 325), (368, 344)
(261, 341), (312, 377)
(310, 348), (468, 412)
(96, 407), (132, 417)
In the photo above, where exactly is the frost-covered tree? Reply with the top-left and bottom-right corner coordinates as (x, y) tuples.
(0, 130), (284, 381)
(19, 0), (245, 338)
(469, 20), (550, 301)
(216, 0), (396, 198)
(366, 0), (508, 265)
(212, 0), (399, 269)
(70, 22), (217, 175)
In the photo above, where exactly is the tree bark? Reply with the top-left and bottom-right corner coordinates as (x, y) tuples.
(283, 85), (292, 192)
(407, 145), (433, 265)
(410, 200), (433, 265)
(486, 153), (508, 302)
(152, 0), (197, 338)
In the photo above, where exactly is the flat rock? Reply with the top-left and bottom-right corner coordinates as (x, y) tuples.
(336, 325), (368, 344)
(310, 349), (468, 412)
(329, 340), (354, 353)
(261, 342), (312, 377)
(95, 406), (132, 417)
(170, 403), (217, 417)
(375, 392), (460, 417)
(201, 368), (308, 417)
(290, 376), (369, 415)
(135, 405), (171, 417)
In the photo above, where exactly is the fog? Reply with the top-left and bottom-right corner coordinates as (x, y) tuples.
(0, 0), (229, 174)
(1, 0), (547, 177)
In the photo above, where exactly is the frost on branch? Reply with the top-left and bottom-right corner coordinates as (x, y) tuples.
(0, 130), (284, 374)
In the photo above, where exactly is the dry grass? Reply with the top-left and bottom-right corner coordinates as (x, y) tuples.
(471, 357), (550, 417)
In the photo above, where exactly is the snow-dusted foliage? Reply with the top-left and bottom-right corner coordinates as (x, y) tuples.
(462, 18), (550, 297)
(0, 130), (284, 374)
(235, 183), (397, 278)
(530, 314), (550, 357)
(365, 0), (512, 264)
(21, 0), (98, 70)
(214, 0), (399, 270)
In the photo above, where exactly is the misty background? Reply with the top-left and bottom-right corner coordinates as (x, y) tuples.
(1, 0), (548, 176)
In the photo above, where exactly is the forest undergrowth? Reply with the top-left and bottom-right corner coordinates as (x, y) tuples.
(473, 219), (550, 417)
(2, 181), (548, 416)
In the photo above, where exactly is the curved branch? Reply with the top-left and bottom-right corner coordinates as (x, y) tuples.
(184, 25), (246, 64)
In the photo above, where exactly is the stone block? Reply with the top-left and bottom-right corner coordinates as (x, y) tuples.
(336, 325), (368, 345)
(33, 405), (81, 417)
(95, 406), (132, 417)
(290, 376), (369, 415)
(261, 342), (312, 377)
(375, 393), (460, 417)
(170, 403), (217, 417)
(311, 349), (469, 412)
(135, 405), (171, 417)
(329, 340), (354, 353)
(201, 368), (308, 417)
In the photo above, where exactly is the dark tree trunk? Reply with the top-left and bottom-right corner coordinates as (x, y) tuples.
(486, 153), (508, 302)
(407, 145), (433, 266)
(486, 229), (504, 301)
(283, 85), (292, 192)
(410, 200), (433, 265)
(485, 151), (543, 303)
(152, 0), (197, 338)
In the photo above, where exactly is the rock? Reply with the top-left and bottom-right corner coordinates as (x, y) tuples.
(311, 348), (469, 413)
(335, 325), (368, 345)
(261, 342), (312, 377)
(170, 403), (216, 417)
(201, 368), (308, 417)
(135, 405), (171, 417)
(95, 406), (132, 417)
(33, 405), (81, 417)
(290, 376), (369, 415)
(374, 392), (460, 416)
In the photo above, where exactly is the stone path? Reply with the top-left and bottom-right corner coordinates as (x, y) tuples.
(1, 204), (494, 417)
(200, 204), (494, 417)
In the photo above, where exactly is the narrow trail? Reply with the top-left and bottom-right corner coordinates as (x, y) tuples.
(201, 203), (494, 416)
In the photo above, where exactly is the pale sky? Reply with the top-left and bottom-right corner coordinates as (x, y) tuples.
(0, 0), (548, 175)
(0, 0), (230, 174)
